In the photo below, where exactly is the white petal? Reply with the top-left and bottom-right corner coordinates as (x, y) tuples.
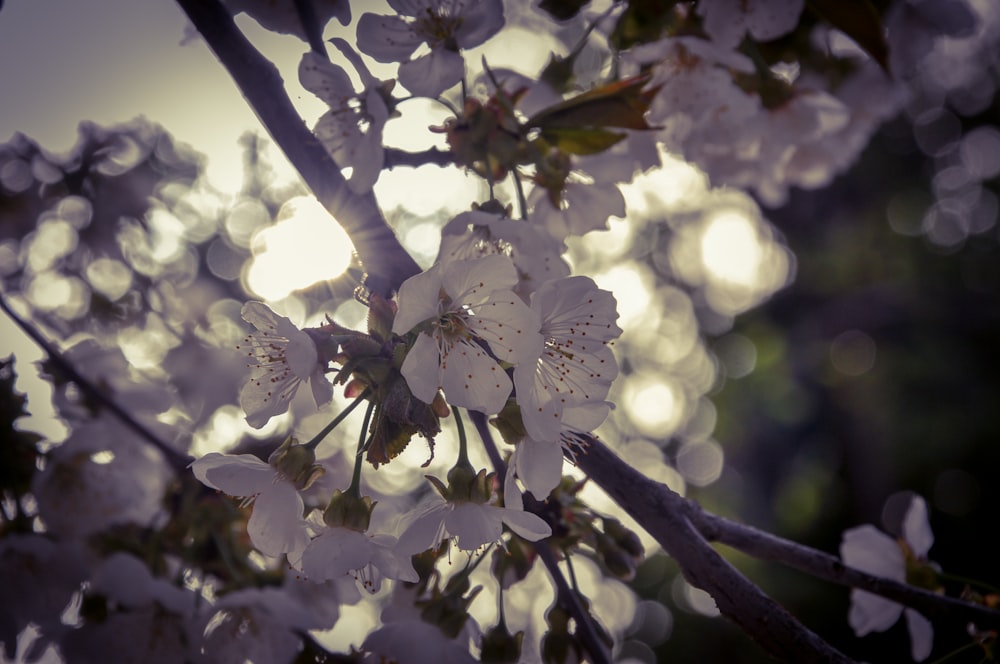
(393, 266), (444, 334)
(848, 589), (903, 636)
(514, 439), (564, 500)
(447, 503), (504, 551)
(841, 525), (905, 581)
(241, 301), (286, 333)
(905, 608), (934, 661)
(247, 482), (307, 557)
(396, 501), (450, 554)
(469, 290), (542, 365)
(301, 529), (374, 581)
(441, 255), (518, 306)
(903, 496), (934, 559)
(192, 453), (272, 496)
(398, 49), (464, 98)
(439, 338), (513, 414)
(284, 328), (319, 379)
(298, 52), (353, 106)
(454, 0), (504, 49)
(357, 13), (421, 62)
(400, 333), (446, 405)
(310, 368), (334, 407)
(500, 506), (552, 542)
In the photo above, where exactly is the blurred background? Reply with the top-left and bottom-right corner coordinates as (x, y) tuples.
(2, 1), (999, 662)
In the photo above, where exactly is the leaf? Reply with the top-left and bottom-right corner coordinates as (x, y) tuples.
(806, 0), (888, 71)
(527, 74), (657, 131)
(541, 127), (626, 155)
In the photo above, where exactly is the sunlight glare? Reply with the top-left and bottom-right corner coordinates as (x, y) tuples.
(700, 211), (763, 287)
(245, 196), (353, 300)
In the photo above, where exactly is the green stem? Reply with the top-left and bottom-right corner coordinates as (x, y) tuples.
(303, 389), (370, 451)
(926, 638), (983, 664)
(512, 170), (528, 220)
(348, 398), (377, 498)
(939, 571), (1000, 595)
(564, 551), (582, 595)
(454, 407), (471, 469)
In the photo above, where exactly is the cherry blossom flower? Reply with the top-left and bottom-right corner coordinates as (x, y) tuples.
(299, 39), (391, 194)
(392, 255), (542, 414)
(513, 276), (621, 443)
(396, 485), (551, 554)
(362, 619), (478, 664)
(356, 0), (504, 98)
(840, 495), (936, 661)
(436, 210), (570, 296)
(31, 417), (172, 537)
(696, 0), (804, 49)
(296, 519), (418, 592)
(510, 402), (610, 500)
(237, 301), (332, 428)
(191, 450), (311, 559)
(529, 180), (626, 242)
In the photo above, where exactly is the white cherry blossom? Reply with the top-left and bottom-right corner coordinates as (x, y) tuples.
(191, 452), (310, 559)
(362, 619), (478, 664)
(392, 255), (542, 414)
(840, 495), (935, 661)
(510, 402), (610, 500)
(437, 210), (570, 296)
(356, 0), (504, 98)
(296, 517), (418, 592)
(396, 491), (551, 553)
(697, 0), (804, 49)
(529, 180), (626, 242)
(513, 276), (622, 442)
(237, 301), (332, 428)
(299, 40), (390, 194)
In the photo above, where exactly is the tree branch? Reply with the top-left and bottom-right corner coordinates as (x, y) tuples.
(470, 410), (613, 664)
(687, 503), (1000, 632)
(574, 436), (854, 663)
(0, 294), (192, 474)
(383, 147), (454, 170)
(175, 0), (421, 297)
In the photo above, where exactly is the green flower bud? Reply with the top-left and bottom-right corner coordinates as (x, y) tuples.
(323, 490), (376, 532)
(268, 437), (324, 491)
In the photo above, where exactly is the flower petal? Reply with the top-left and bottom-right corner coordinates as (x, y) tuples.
(439, 338), (513, 414)
(905, 608), (934, 661)
(247, 482), (307, 557)
(357, 13), (422, 62)
(841, 524), (905, 581)
(192, 453), (272, 496)
(902, 496), (934, 559)
(500, 506), (552, 542)
(398, 49), (464, 98)
(848, 588), (903, 636)
(447, 503), (504, 551)
(514, 438), (564, 500)
(399, 333), (446, 405)
(393, 266), (444, 335)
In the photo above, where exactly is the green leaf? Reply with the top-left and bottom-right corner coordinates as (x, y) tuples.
(541, 127), (626, 155)
(527, 75), (657, 131)
(807, 0), (889, 71)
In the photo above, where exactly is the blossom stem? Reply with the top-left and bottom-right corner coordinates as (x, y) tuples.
(938, 571), (1000, 595)
(454, 407), (471, 469)
(511, 170), (528, 220)
(348, 397), (377, 498)
(303, 389), (371, 451)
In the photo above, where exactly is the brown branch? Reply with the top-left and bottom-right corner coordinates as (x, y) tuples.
(383, 147), (455, 170)
(574, 436), (854, 663)
(175, 0), (421, 297)
(470, 410), (613, 664)
(687, 503), (1000, 632)
(0, 294), (192, 474)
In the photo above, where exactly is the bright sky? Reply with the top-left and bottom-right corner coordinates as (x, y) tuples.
(0, 0), (307, 190)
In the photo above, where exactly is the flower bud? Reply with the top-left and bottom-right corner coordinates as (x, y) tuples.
(268, 437), (324, 491)
(322, 489), (376, 532)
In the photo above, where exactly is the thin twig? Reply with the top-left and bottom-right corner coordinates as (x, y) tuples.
(573, 435), (854, 663)
(383, 147), (454, 170)
(687, 503), (1000, 632)
(0, 294), (191, 473)
(469, 410), (613, 664)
